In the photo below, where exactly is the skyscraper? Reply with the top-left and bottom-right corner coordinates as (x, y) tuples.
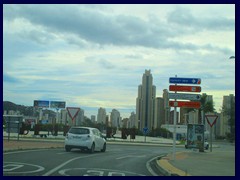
(136, 70), (156, 131)
(97, 107), (106, 124)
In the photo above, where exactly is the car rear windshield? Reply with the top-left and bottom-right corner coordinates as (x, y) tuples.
(69, 128), (90, 135)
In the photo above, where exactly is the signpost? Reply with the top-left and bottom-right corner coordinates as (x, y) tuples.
(168, 76), (202, 160)
(169, 85), (201, 92)
(67, 107), (80, 125)
(142, 127), (148, 142)
(169, 77), (201, 84)
(169, 93), (201, 101)
(33, 100), (49, 108)
(50, 101), (66, 109)
(205, 114), (218, 152)
(3, 115), (23, 141)
(169, 101), (201, 108)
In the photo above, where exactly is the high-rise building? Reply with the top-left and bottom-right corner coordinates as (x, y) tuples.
(136, 70), (156, 131)
(129, 112), (137, 128)
(163, 89), (170, 125)
(75, 109), (84, 126)
(97, 107), (106, 124)
(91, 115), (96, 122)
(111, 109), (121, 128)
(220, 94), (235, 136)
(154, 97), (165, 129)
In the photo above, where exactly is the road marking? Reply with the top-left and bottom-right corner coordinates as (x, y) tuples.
(116, 154), (146, 160)
(3, 162), (45, 174)
(4, 164), (24, 171)
(57, 152), (69, 155)
(4, 149), (51, 155)
(59, 168), (146, 176)
(42, 154), (98, 176)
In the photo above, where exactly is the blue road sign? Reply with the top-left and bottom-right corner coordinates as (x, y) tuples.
(169, 77), (201, 84)
(143, 127), (149, 134)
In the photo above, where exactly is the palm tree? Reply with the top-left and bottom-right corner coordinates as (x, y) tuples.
(198, 94), (215, 125)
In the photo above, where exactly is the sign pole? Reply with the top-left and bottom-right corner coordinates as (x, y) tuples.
(210, 127), (212, 152)
(173, 75), (177, 161)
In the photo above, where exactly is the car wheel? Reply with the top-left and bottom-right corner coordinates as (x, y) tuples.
(89, 143), (95, 153)
(65, 146), (71, 152)
(101, 143), (106, 152)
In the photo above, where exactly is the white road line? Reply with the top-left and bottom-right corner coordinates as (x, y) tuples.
(4, 149), (50, 155)
(116, 155), (146, 160)
(42, 154), (98, 176)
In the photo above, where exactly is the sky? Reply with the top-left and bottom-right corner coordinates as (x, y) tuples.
(3, 4), (235, 118)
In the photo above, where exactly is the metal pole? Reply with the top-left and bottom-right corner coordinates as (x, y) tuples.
(210, 127), (212, 152)
(173, 75), (177, 160)
(17, 120), (20, 141)
(8, 120), (10, 142)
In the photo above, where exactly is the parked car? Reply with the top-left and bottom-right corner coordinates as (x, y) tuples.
(185, 139), (209, 150)
(65, 127), (106, 153)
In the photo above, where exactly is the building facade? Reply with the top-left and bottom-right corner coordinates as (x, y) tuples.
(136, 70), (156, 131)
(97, 107), (106, 124)
(111, 109), (121, 128)
(153, 97), (165, 129)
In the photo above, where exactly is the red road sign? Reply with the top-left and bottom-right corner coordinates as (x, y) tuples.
(205, 115), (218, 127)
(67, 107), (80, 123)
(169, 85), (201, 92)
(169, 101), (201, 108)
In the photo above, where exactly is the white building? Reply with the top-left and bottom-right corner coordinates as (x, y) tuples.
(111, 109), (121, 128)
(97, 107), (106, 124)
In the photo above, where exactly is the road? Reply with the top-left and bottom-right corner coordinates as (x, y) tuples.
(3, 144), (171, 176)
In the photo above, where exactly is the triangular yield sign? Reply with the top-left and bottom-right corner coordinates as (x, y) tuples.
(205, 115), (218, 127)
(67, 107), (80, 122)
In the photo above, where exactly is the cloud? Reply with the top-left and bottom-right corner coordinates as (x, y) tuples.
(3, 73), (20, 83)
(3, 4), (234, 53)
(167, 7), (234, 31)
(3, 4), (235, 118)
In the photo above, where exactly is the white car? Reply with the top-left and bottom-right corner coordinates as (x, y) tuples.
(65, 127), (106, 153)
(185, 140), (209, 150)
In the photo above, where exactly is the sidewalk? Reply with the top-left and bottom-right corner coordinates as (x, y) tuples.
(157, 148), (235, 176)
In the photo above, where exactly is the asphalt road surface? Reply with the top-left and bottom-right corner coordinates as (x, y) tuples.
(3, 144), (171, 176)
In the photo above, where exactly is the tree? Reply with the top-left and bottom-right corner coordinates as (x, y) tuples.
(221, 98), (235, 142)
(198, 94), (215, 124)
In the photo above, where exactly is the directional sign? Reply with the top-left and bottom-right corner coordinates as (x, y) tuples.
(169, 93), (201, 101)
(205, 115), (218, 127)
(50, 101), (66, 109)
(169, 77), (201, 84)
(169, 101), (201, 108)
(67, 107), (80, 123)
(142, 127), (149, 134)
(33, 100), (49, 108)
(169, 85), (201, 92)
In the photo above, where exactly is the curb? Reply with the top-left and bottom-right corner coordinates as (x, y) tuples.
(156, 153), (191, 176)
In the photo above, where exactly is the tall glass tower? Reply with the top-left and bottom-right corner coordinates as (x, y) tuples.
(136, 70), (156, 131)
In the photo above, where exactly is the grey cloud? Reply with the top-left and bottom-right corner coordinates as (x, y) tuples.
(3, 5), (234, 52)
(3, 73), (20, 83)
(167, 7), (234, 31)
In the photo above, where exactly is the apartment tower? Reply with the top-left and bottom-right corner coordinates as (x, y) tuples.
(136, 70), (156, 131)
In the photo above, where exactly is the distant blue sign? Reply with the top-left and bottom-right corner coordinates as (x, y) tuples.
(143, 127), (149, 134)
(40, 120), (49, 124)
(169, 77), (201, 84)
(34, 100), (49, 108)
